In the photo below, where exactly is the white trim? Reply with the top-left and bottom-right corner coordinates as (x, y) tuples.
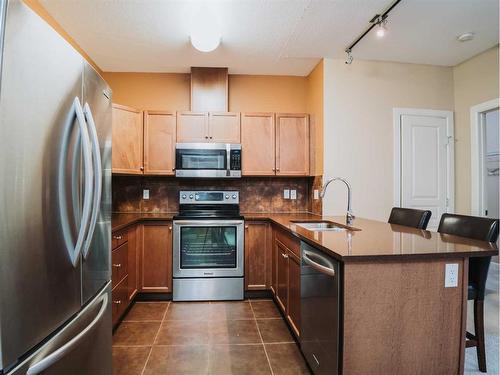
(393, 108), (455, 213)
(470, 98), (500, 216)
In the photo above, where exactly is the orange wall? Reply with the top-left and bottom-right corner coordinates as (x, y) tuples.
(102, 72), (309, 113)
(306, 60), (324, 176)
(102, 72), (191, 110)
(23, 0), (102, 74)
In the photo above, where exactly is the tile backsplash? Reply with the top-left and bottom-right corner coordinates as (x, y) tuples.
(113, 176), (322, 215)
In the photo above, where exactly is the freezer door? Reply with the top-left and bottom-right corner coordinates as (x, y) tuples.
(7, 282), (112, 375)
(0, 0), (85, 370)
(81, 62), (112, 304)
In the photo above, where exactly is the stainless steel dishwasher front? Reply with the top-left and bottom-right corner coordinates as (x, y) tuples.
(300, 241), (340, 375)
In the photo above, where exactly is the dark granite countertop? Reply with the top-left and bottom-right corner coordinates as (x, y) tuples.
(112, 212), (498, 261)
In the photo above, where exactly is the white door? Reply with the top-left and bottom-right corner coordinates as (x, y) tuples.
(400, 113), (453, 230)
(483, 109), (499, 219)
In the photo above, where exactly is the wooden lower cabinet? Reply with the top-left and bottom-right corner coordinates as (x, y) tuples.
(140, 222), (173, 293)
(287, 251), (301, 337)
(272, 227), (301, 338)
(244, 221), (271, 290)
(112, 275), (128, 326)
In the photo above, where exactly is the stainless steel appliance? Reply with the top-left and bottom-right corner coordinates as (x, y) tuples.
(300, 241), (340, 375)
(0, 1), (112, 373)
(175, 143), (242, 178)
(173, 191), (244, 301)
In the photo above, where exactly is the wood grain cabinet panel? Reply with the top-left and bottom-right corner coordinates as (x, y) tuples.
(111, 242), (128, 288)
(209, 112), (240, 143)
(112, 275), (128, 326)
(127, 225), (138, 301)
(276, 113), (309, 176)
(176, 111), (209, 143)
(244, 221), (271, 291)
(275, 240), (288, 313)
(144, 111), (176, 175)
(112, 104), (143, 174)
(241, 113), (276, 176)
(287, 250), (301, 338)
(140, 223), (173, 293)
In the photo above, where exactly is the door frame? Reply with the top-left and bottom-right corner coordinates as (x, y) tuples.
(470, 98), (500, 217)
(393, 108), (455, 213)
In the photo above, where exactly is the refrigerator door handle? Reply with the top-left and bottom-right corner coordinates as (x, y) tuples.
(58, 97), (94, 267)
(81, 102), (102, 259)
(25, 293), (108, 375)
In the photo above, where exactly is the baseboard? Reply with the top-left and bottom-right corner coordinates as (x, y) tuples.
(135, 292), (172, 301)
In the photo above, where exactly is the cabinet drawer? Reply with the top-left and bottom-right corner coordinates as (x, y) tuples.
(112, 230), (128, 249)
(112, 275), (128, 326)
(112, 242), (128, 288)
(275, 228), (300, 257)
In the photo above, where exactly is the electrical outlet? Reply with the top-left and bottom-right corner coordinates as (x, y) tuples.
(314, 189), (319, 200)
(143, 189), (150, 200)
(445, 263), (459, 288)
(284, 189), (290, 199)
(290, 190), (297, 200)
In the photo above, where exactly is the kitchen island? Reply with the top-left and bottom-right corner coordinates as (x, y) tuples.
(113, 212), (497, 374)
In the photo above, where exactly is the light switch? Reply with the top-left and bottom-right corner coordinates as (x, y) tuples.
(445, 263), (459, 288)
(143, 189), (150, 200)
(314, 189), (319, 200)
(290, 190), (297, 200)
(284, 189), (290, 199)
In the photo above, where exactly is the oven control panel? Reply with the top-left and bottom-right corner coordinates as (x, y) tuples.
(179, 191), (239, 204)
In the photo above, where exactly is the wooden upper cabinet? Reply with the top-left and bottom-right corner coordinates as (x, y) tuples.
(241, 113), (276, 176)
(140, 223), (173, 293)
(276, 113), (310, 176)
(176, 111), (209, 143)
(112, 104), (143, 174)
(244, 221), (271, 291)
(144, 111), (176, 175)
(209, 112), (240, 143)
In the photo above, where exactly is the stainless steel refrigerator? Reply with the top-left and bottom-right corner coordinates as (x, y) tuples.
(0, 0), (112, 374)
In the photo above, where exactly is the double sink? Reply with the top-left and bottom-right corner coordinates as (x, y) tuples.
(292, 220), (361, 232)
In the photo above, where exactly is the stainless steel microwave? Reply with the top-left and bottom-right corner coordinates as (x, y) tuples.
(175, 143), (242, 178)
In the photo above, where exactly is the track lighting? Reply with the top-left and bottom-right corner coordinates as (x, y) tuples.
(375, 17), (388, 38)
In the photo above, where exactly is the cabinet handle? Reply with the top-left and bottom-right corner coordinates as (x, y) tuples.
(272, 168), (276, 172)
(169, 226), (172, 230)
(245, 225), (249, 229)
(209, 136), (213, 139)
(281, 253), (288, 259)
(140, 166), (144, 171)
(113, 235), (122, 240)
(112, 263), (122, 268)
(113, 300), (122, 305)
(172, 168), (175, 171)
(276, 168), (280, 172)
(205, 136), (209, 139)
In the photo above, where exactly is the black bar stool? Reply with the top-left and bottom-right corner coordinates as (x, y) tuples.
(388, 207), (432, 229)
(437, 213), (499, 373)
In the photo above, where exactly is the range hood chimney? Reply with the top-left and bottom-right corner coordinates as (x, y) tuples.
(190, 67), (228, 112)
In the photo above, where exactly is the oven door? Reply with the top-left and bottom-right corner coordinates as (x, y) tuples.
(175, 143), (229, 178)
(173, 220), (244, 278)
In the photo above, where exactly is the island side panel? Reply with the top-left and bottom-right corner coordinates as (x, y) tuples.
(342, 258), (467, 375)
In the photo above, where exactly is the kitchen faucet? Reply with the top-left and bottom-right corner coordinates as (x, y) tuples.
(320, 177), (355, 225)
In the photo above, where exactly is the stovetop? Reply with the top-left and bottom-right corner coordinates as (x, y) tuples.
(174, 191), (242, 220)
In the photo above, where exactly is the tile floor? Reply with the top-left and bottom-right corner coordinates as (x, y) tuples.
(112, 299), (311, 374)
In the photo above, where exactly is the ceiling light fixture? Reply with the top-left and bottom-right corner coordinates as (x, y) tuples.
(457, 32), (475, 42)
(190, 5), (222, 53)
(343, 0), (402, 64)
(375, 16), (388, 38)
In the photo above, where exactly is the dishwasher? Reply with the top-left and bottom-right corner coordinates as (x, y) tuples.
(300, 241), (340, 375)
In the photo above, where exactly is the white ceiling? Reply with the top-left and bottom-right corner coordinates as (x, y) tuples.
(40, 0), (499, 76)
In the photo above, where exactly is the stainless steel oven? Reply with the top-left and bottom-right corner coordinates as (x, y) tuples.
(173, 191), (244, 301)
(175, 143), (241, 178)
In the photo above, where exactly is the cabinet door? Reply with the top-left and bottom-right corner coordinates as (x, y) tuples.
(276, 113), (309, 176)
(275, 240), (288, 314)
(140, 223), (173, 293)
(144, 111), (176, 175)
(176, 111), (209, 143)
(127, 225), (138, 301)
(209, 112), (241, 143)
(112, 104), (143, 174)
(244, 221), (271, 291)
(287, 250), (301, 338)
(241, 113), (276, 176)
